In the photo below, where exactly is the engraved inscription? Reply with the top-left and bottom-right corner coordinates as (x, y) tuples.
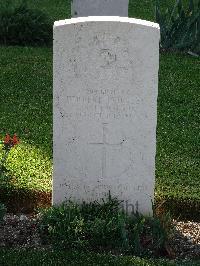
(58, 87), (139, 121)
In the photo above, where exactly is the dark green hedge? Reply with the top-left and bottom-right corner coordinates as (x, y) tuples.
(0, 1), (52, 46)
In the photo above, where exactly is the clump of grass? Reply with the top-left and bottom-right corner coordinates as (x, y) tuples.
(39, 195), (173, 257)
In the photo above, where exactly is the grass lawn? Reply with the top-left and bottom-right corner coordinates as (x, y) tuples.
(157, 54), (200, 195)
(0, 249), (200, 266)
(156, 53), (200, 217)
(0, 1), (199, 216)
(0, 47), (52, 192)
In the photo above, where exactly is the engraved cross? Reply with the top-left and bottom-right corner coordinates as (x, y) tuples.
(89, 123), (124, 179)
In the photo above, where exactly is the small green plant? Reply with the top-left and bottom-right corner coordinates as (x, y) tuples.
(0, 203), (6, 223)
(39, 201), (88, 249)
(0, 1), (52, 46)
(39, 195), (173, 256)
(156, 0), (200, 54)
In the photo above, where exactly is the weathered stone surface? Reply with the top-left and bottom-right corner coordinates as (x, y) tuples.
(53, 17), (160, 215)
(71, 0), (129, 17)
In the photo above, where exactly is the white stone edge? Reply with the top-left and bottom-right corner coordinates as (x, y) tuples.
(54, 16), (160, 30)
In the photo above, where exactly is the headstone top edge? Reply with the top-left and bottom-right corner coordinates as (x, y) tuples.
(54, 16), (160, 30)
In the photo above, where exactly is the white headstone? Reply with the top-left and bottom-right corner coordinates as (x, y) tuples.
(71, 0), (129, 17)
(53, 17), (160, 215)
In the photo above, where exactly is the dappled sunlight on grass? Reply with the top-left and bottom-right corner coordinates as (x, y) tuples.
(156, 53), (200, 204)
(4, 142), (52, 192)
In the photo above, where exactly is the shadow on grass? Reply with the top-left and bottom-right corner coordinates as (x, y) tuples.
(156, 198), (200, 222)
(0, 183), (51, 213)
